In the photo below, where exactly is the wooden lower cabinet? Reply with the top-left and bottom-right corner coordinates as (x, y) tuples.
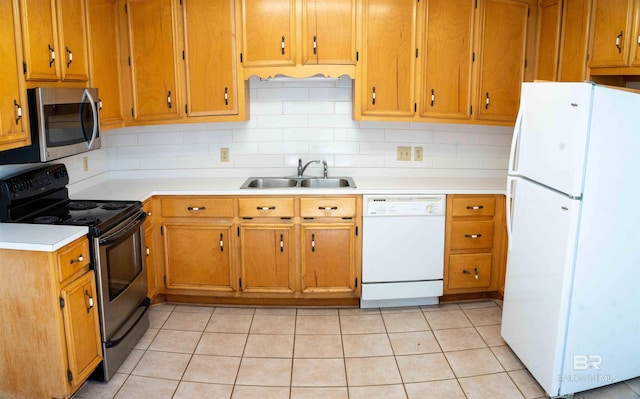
(300, 224), (358, 296)
(443, 194), (506, 297)
(164, 222), (235, 292)
(0, 237), (102, 398)
(239, 224), (295, 294)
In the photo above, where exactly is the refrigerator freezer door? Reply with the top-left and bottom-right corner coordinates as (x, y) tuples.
(513, 82), (593, 197)
(501, 177), (581, 397)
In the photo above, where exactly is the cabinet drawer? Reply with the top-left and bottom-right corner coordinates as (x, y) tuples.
(448, 253), (492, 289)
(238, 198), (294, 218)
(300, 197), (357, 218)
(450, 221), (494, 250)
(161, 198), (233, 217)
(57, 239), (91, 282)
(451, 197), (496, 217)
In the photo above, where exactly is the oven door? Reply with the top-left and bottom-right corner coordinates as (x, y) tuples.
(94, 211), (148, 340)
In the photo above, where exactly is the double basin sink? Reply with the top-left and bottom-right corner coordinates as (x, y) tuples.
(240, 177), (356, 189)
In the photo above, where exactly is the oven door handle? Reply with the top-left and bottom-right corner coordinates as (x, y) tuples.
(99, 211), (147, 246)
(105, 297), (150, 349)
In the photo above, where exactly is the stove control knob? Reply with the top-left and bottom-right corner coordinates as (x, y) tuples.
(11, 183), (19, 192)
(53, 169), (67, 179)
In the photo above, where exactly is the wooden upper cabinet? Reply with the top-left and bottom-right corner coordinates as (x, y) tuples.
(18, 0), (89, 82)
(183, 0), (238, 116)
(240, 0), (296, 67)
(55, 0), (90, 81)
(630, 3), (640, 67)
(19, 0), (59, 81)
(0, 0), (30, 152)
(360, 0), (417, 117)
(126, 0), (181, 121)
(87, 0), (123, 128)
(420, 0), (475, 120)
(557, 0), (592, 81)
(475, 0), (528, 122)
(589, 0), (635, 68)
(302, 0), (356, 65)
(535, 0), (562, 81)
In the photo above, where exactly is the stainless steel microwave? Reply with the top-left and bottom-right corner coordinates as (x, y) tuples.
(0, 87), (101, 165)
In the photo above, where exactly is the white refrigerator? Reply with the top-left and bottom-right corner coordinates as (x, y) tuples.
(502, 82), (640, 398)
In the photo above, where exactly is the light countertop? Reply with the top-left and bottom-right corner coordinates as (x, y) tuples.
(1, 175), (506, 251)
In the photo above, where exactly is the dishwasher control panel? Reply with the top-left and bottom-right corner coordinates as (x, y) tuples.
(364, 195), (445, 216)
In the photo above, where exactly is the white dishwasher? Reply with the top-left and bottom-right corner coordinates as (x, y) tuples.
(361, 195), (446, 308)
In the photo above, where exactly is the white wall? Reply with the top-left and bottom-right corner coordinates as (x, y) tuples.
(103, 77), (513, 179)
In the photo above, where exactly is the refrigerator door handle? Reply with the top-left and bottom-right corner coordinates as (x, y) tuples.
(508, 99), (525, 175)
(506, 176), (515, 247)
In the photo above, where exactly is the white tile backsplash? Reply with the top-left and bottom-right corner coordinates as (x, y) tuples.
(94, 77), (513, 179)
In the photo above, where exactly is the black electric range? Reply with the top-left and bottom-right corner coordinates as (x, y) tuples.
(0, 163), (142, 236)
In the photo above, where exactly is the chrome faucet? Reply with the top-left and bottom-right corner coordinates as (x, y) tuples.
(297, 158), (323, 178)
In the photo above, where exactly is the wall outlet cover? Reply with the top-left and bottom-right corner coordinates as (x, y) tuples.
(397, 146), (411, 161)
(414, 146), (423, 161)
(220, 148), (230, 162)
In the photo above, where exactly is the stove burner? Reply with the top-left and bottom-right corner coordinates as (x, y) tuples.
(67, 201), (99, 211)
(33, 216), (61, 224)
(66, 216), (101, 226)
(102, 202), (128, 211)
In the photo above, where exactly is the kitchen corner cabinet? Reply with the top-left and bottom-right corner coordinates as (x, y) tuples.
(238, 197), (296, 294)
(419, 0), (475, 120)
(161, 197), (236, 293)
(535, 0), (562, 80)
(588, 0), (640, 71)
(443, 194), (506, 296)
(19, 0), (90, 82)
(358, 0), (417, 117)
(0, 237), (102, 399)
(87, 0), (124, 129)
(474, 0), (529, 122)
(124, 0), (181, 122)
(0, 0), (30, 152)
(299, 197), (361, 297)
(182, 0), (239, 117)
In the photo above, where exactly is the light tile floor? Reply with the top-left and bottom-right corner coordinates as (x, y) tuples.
(74, 300), (640, 399)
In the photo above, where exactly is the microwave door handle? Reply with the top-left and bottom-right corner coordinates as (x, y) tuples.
(82, 89), (98, 149)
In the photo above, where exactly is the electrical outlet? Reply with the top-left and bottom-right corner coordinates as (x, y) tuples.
(397, 146), (411, 161)
(414, 146), (423, 161)
(83, 156), (89, 172)
(220, 148), (230, 162)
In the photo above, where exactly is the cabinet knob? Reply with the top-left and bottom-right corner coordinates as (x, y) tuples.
(318, 206), (338, 211)
(464, 234), (482, 239)
(70, 254), (84, 264)
(85, 289), (94, 313)
(616, 31), (623, 54)
(281, 35), (286, 55)
(187, 206), (206, 211)
(466, 205), (484, 210)
(485, 92), (490, 109)
(257, 206), (276, 211)
(430, 89), (435, 107)
(65, 46), (73, 67)
(14, 99), (22, 124)
(48, 44), (55, 67)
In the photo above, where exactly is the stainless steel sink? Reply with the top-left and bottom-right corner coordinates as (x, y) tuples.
(299, 178), (354, 188)
(240, 177), (356, 189)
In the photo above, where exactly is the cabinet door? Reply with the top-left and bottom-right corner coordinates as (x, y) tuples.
(360, 0), (417, 117)
(630, 2), (640, 67)
(303, 0), (356, 65)
(301, 224), (357, 295)
(56, 0), (89, 81)
(557, 0), (591, 81)
(534, 0), (562, 81)
(164, 223), (235, 291)
(19, 0), (59, 81)
(87, 0), (123, 127)
(60, 271), (102, 389)
(183, 0), (238, 116)
(0, 0), (30, 152)
(239, 225), (294, 294)
(240, 0), (296, 67)
(475, 0), (528, 122)
(420, 0), (474, 119)
(589, 0), (635, 68)
(126, 0), (181, 121)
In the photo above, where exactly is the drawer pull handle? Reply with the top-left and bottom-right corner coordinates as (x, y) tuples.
(463, 268), (480, 280)
(466, 205), (484, 210)
(257, 206), (276, 211)
(280, 233), (284, 252)
(70, 255), (84, 264)
(146, 246), (150, 256)
(318, 206), (338, 211)
(85, 289), (94, 313)
(311, 233), (315, 252)
(464, 234), (482, 239)
(187, 206), (206, 211)
(219, 233), (224, 252)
